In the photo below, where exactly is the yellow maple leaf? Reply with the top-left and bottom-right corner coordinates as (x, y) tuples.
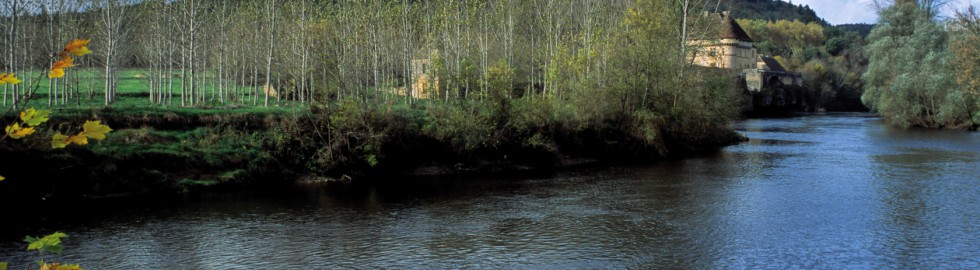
(82, 120), (111, 140)
(64, 39), (92, 56)
(49, 68), (65, 79)
(0, 175), (5, 181)
(20, 107), (51, 127)
(69, 133), (88, 146)
(52, 132), (90, 148)
(69, 46), (92, 57)
(5, 123), (35, 139)
(0, 72), (21, 85)
(52, 56), (75, 70)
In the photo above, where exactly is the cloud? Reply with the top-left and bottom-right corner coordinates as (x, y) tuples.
(788, 0), (979, 25)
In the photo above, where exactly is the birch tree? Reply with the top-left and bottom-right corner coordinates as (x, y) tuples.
(97, 0), (132, 106)
(264, 0), (278, 107)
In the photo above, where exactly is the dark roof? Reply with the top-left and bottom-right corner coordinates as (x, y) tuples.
(759, 56), (786, 72)
(705, 12), (754, 43)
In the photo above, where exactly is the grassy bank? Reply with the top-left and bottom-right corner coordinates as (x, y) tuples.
(0, 92), (743, 202)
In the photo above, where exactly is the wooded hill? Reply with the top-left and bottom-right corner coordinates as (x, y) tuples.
(718, 0), (826, 24)
(836, 24), (875, 37)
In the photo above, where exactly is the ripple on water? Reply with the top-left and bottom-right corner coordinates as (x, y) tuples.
(2, 113), (979, 268)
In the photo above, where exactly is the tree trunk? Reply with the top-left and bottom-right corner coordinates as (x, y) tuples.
(8, 0), (19, 109)
(188, 0), (197, 106)
(264, 0), (276, 107)
(103, 0), (113, 106)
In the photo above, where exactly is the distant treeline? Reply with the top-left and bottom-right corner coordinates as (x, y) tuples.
(719, 0), (825, 25)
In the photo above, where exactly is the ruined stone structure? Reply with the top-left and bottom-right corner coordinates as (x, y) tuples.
(409, 58), (438, 99)
(392, 57), (439, 99)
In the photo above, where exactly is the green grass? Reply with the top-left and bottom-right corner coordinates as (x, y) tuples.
(4, 68), (306, 117)
(92, 126), (265, 162)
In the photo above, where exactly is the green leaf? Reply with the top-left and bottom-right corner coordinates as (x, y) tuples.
(1, 261), (8, 270)
(366, 155), (379, 167)
(19, 107), (50, 127)
(25, 232), (68, 254)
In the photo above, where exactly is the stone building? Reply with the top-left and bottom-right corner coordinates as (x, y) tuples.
(690, 11), (759, 70)
(689, 11), (804, 110)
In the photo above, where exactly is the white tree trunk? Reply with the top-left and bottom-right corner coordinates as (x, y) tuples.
(264, 0), (276, 107)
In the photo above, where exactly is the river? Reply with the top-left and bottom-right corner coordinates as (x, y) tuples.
(2, 113), (978, 269)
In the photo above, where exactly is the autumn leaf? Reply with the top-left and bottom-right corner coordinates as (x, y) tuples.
(5, 123), (35, 139)
(49, 68), (65, 79)
(82, 120), (111, 140)
(40, 263), (84, 270)
(50, 56), (75, 79)
(0, 175), (5, 182)
(64, 39), (92, 56)
(69, 133), (88, 146)
(52, 132), (89, 148)
(51, 133), (70, 149)
(20, 107), (51, 127)
(52, 56), (75, 70)
(0, 72), (21, 85)
(68, 46), (92, 57)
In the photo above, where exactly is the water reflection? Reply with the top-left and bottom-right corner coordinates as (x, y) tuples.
(870, 143), (980, 268)
(1, 113), (978, 269)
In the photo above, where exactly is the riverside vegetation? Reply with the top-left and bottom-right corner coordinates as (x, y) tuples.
(862, 1), (979, 129)
(1, 0), (742, 202)
(2, 0), (975, 201)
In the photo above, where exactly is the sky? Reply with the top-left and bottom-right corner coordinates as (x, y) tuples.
(787, 0), (979, 25)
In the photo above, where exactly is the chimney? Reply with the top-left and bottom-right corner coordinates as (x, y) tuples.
(722, 11), (730, 17)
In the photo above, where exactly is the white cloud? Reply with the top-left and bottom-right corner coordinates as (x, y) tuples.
(787, 0), (979, 25)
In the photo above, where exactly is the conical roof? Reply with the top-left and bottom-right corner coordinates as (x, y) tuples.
(707, 12), (753, 43)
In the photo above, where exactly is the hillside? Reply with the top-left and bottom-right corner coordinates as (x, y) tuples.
(718, 0), (826, 24)
(835, 23), (875, 37)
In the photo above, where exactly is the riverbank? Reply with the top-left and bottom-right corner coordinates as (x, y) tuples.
(0, 98), (743, 202)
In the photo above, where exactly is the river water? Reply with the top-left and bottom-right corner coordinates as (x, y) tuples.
(2, 113), (978, 269)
